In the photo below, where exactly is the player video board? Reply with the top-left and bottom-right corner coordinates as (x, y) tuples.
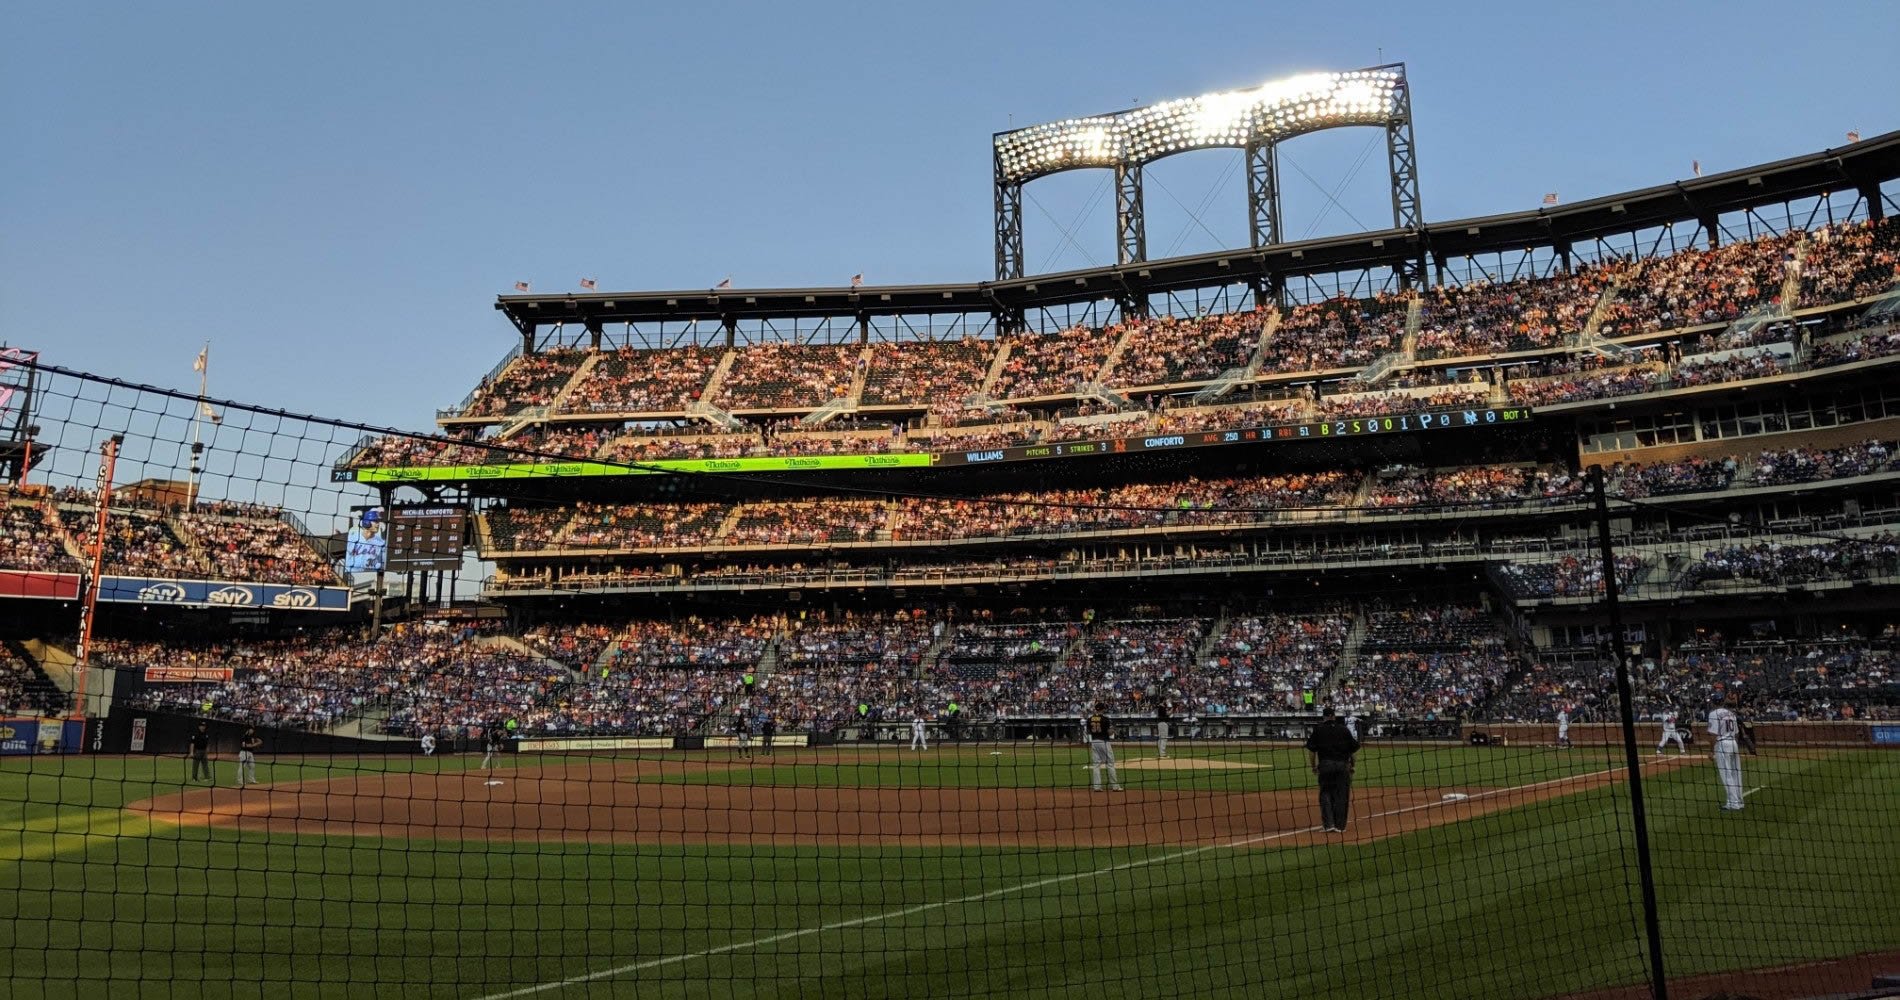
(388, 505), (466, 571)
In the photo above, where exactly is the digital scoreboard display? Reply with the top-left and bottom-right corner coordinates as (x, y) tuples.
(388, 506), (466, 571)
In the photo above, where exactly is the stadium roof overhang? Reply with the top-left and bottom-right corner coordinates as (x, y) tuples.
(495, 129), (1900, 334)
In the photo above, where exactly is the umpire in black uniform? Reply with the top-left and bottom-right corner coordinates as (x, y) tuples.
(1304, 705), (1361, 833)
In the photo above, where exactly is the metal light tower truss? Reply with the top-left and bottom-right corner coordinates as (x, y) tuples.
(993, 64), (1421, 279)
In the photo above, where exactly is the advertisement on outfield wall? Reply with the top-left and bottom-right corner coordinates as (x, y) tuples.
(0, 570), (82, 600)
(0, 718), (85, 755)
(334, 407), (1533, 483)
(1873, 725), (1900, 745)
(144, 666), (235, 683)
(95, 577), (351, 611)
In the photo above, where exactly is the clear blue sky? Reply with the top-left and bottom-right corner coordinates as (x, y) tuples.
(4, 0), (1894, 439)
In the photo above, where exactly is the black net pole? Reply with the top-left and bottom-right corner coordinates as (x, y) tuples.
(1589, 464), (1669, 1000)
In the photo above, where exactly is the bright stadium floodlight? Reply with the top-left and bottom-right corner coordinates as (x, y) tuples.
(992, 64), (1422, 281)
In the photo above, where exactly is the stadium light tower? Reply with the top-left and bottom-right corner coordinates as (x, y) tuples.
(993, 64), (1423, 283)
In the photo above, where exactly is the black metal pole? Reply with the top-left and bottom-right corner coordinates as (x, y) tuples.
(1589, 465), (1668, 1000)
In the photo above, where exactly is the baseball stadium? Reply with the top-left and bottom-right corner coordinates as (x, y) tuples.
(4, 59), (1900, 1000)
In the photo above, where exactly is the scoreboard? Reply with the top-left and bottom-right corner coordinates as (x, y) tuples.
(388, 505), (466, 571)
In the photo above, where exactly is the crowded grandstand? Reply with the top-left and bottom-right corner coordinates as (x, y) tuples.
(6, 134), (1898, 751)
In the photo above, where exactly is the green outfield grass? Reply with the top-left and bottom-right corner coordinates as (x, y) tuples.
(0, 745), (1895, 1000)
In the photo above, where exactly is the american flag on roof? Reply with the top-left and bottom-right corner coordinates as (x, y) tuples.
(715, 277), (732, 290)
(1692, 160), (1701, 177)
(513, 281), (530, 292)
(579, 278), (597, 290)
(850, 273), (864, 288)
(1542, 192), (1559, 206)
(1847, 130), (1861, 143)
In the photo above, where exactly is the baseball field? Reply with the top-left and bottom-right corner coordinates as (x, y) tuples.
(1, 742), (1896, 999)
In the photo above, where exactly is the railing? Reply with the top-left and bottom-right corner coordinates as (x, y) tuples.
(1075, 381), (1132, 411)
(1350, 351), (1407, 385)
(686, 400), (748, 432)
(798, 396), (855, 428)
(331, 433), (379, 472)
(439, 342), (525, 420)
(1190, 366), (1252, 404)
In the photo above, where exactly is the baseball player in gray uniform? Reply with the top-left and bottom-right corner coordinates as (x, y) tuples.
(1084, 704), (1122, 792)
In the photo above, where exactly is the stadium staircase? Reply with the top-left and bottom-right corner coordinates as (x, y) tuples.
(697, 349), (737, 404)
(1195, 312), (1280, 404)
(1190, 609), (1231, 668)
(1094, 320), (1142, 385)
(42, 506), (89, 566)
(479, 635), (580, 679)
(1781, 233), (1810, 316)
(977, 342), (1012, 398)
(1252, 308), (1280, 365)
(20, 640), (77, 702)
(713, 506), (745, 542)
(167, 514), (211, 567)
(1348, 294), (1421, 387)
(1573, 273), (1633, 359)
(917, 628), (953, 678)
(1327, 609), (1371, 703)
(5, 639), (70, 715)
(439, 342), (524, 423)
(545, 353), (602, 417)
(698, 632), (784, 736)
(1400, 292), (1424, 358)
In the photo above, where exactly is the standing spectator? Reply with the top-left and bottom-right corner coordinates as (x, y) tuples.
(1305, 705), (1360, 833)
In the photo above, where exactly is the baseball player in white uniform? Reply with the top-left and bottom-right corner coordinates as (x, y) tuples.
(1656, 712), (1687, 754)
(910, 717), (928, 751)
(1345, 711), (1360, 741)
(1708, 704), (1744, 810)
(1556, 708), (1572, 748)
(420, 734), (436, 756)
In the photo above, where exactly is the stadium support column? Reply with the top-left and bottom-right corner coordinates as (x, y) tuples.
(994, 148), (1025, 280)
(1862, 181), (1886, 221)
(1245, 141), (1282, 249)
(1115, 164), (1146, 267)
(1589, 466), (1670, 1000)
(372, 484), (393, 632)
(1385, 80), (1425, 288)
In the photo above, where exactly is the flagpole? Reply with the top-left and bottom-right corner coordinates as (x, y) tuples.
(190, 341), (208, 506)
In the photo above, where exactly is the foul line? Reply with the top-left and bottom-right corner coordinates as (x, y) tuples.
(470, 760), (1662, 1000)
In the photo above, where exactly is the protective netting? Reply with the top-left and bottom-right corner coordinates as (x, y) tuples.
(0, 355), (1895, 1000)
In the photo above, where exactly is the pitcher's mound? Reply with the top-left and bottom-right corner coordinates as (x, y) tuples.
(1119, 757), (1266, 771)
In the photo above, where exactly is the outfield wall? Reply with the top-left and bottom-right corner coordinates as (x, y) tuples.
(1466, 720), (1897, 747)
(94, 708), (434, 756)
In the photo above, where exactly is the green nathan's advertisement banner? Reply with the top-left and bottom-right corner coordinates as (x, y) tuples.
(341, 453), (935, 482)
